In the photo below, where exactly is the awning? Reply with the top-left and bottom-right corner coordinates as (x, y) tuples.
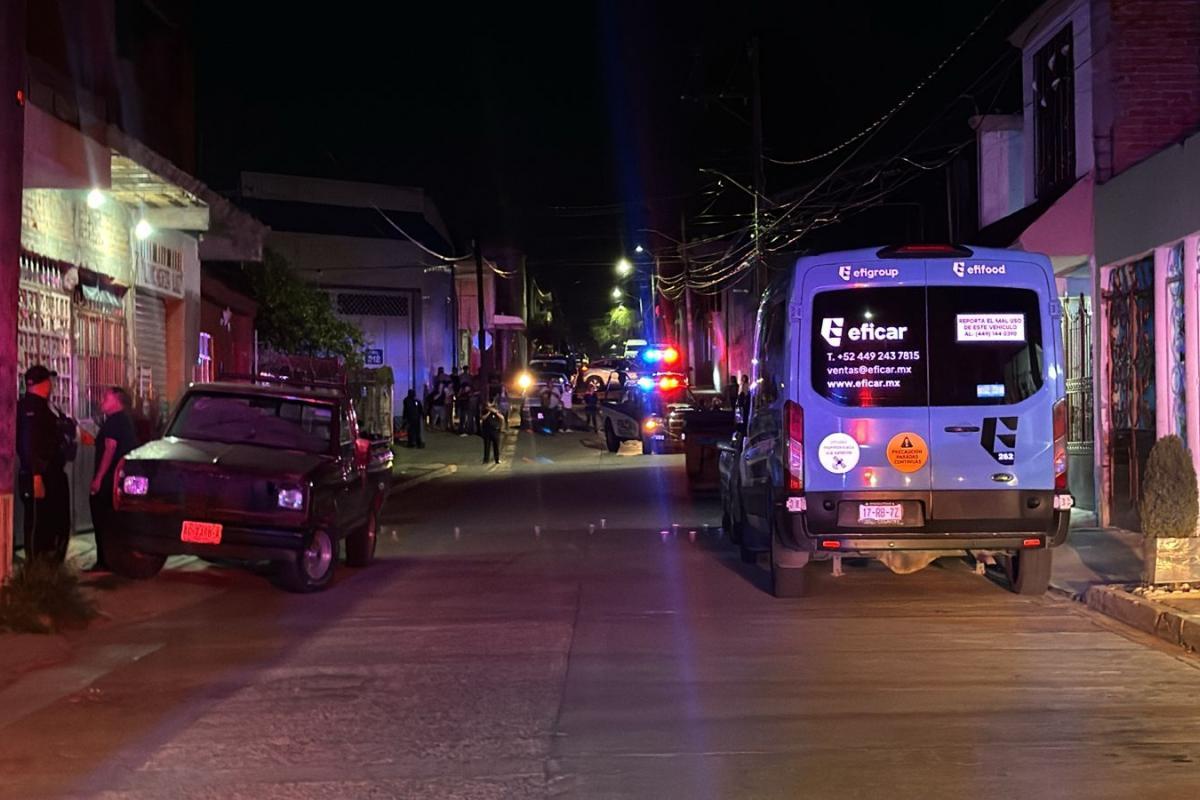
(493, 314), (526, 330)
(975, 175), (1093, 276)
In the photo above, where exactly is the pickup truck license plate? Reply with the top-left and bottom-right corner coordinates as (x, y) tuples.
(858, 504), (903, 524)
(181, 520), (223, 545)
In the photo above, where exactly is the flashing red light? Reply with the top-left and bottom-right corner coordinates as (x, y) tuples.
(821, 539), (841, 549)
(658, 376), (680, 390)
(662, 347), (679, 364)
(15, 89), (24, 106)
(1022, 538), (1042, 548)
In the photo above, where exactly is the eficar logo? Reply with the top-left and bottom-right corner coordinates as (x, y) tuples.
(821, 318), (908, 348)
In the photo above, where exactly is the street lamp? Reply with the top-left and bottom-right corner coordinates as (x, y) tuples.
(634, 244), (645, 254)
(616, 258), (633, 277)
(611, 287), (622, 301)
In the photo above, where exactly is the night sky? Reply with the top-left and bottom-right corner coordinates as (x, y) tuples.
(195, 0), (1042, 340)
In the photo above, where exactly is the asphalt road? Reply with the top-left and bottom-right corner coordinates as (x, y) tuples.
(2, 430), (1200, 799)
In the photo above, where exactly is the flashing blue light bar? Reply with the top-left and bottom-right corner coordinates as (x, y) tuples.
(643, 349), (663, 363)
(637, 377), (655, 391)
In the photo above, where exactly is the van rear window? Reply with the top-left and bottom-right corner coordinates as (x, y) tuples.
(811, 287), (928, 407)
(927, 286), (1043, 406)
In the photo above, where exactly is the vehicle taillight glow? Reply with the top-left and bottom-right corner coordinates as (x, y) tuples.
(1023, 538), (1042, 548)
(1053, 398), (1068, 491)
(122, 474), (149, 496)
(821, 539), (840, 549)
(644, 418), (661, 432)
(785, 400), (804, 492)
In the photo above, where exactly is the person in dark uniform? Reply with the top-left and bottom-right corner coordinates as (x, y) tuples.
(584, 386), (599, 432)
(16, 365), (71, 565)
(87, 387), (138, 572)
(402, 388), (425, 449)
(481, 403), (504, 464)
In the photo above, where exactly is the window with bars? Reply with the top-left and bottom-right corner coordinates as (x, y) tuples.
(336, 293), (409, 317)
(196, 332), (214, 383)
(1033, 24), (1076, 199)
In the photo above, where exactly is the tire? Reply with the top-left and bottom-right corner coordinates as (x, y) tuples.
(722, 510), (743, 545)
(1007, 547), (1052, 595)
(587, 376), (605, 392)
(641, 437), (653, 455)
(345, 499), (380, 568)
(276, 529), (338, 593)
(604, 422), (620, 453)
(106, 536), (166, 580)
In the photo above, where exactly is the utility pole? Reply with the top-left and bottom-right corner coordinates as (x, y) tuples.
(0, 0), (25, 582)
(749, 36), (766, 296)
(473, 238), (490, 399)
(680, 211), (695, 385)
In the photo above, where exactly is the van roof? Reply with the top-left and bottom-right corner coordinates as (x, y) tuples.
(794, 245), (1052, 268)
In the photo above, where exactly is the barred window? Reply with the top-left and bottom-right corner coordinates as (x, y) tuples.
(336, 293), (409, 317)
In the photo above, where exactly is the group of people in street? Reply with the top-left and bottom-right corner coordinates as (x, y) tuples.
(16, 364), (139, 571)
(402, 366), (510, 464)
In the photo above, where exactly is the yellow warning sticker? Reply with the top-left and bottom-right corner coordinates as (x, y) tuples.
(886, 431), (928, 473)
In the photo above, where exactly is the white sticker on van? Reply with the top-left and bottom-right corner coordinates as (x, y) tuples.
(957, 313), (1025, 342)
(818, 432), (860, 474)
(821, 318), (909, 348)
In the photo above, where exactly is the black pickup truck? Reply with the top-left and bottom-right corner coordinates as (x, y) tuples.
(112, 380), (393, 592)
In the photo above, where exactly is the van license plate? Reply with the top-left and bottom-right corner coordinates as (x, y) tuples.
(859, 504), (903, 524)
(181, 520), (223, 544)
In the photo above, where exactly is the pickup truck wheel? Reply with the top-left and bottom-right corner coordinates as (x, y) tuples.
(345, 501), (380, 568)
(1006, 548), (1052, 595)
(276, 529), (338, 593)
(604, 422), (620, 453)
(106, 538), (166, 580)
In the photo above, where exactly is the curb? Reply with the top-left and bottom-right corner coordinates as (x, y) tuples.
(1085, 584), (1200, 653)
(388, 464), (457, 496)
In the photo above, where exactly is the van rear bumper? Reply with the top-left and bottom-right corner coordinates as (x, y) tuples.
(786, 489), (1071, 553)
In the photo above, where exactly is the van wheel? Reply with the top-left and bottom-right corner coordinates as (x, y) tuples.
(107, 537), (166, 580)
(1007, 548), (1052, 595)
(604, 422), (620, 453)
(276, 529), (338, 593)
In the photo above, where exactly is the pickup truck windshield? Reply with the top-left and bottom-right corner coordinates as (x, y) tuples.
(168, 393), (335, 454)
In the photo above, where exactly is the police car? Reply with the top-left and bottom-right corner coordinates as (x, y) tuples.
(595, 372), (693, 455)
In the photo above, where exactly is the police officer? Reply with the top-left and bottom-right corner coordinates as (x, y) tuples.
(481, 403), (504, 464)
(17, 365), (71, 564)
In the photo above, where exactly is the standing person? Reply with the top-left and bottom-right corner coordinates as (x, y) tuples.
(441, 380), (455, 430)
(584, 385), (599, 432)
(433, 366), (448, 390)
(16, 365), (71, 565)
(736, 374), (751, 424)
(457, 384), (473, 436)
(430, 384), (446, 430)
(480, 403), (504, 464)
(466, 386), (482, 436)
(402, 389), (425, 449)
(546, 384), (565, 432)
(88, 387), (138, 572)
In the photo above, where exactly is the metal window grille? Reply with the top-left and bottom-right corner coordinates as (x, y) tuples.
(1168, 244), (1187, 443)
(196, 332), (214, 383)
(1033, 24), (1075, 199)
(1062, 293), (1093, 450)
(75, 291), (127, 421)
(336, 293), (409, 317)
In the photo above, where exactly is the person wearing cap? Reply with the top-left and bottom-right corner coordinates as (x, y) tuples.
(16, 365), (71, 564)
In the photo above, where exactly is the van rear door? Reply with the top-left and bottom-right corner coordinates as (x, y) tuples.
(924, 258), (1056, 525)
(802, 262), (932, 531)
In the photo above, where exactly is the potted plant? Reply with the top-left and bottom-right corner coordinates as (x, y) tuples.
(1141, 434), (1200, 584)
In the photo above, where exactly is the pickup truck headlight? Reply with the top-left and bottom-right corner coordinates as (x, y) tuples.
(277, 487), (305, 510)
(122, 475), (149, 496)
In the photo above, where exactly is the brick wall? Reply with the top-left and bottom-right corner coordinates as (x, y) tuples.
(1111, 0), (1200, 176)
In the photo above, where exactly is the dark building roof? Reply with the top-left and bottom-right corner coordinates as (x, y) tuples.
(235, 197), (455, 255)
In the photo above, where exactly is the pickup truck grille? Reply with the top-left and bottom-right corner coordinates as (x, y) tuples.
(142, 465), (279, 516)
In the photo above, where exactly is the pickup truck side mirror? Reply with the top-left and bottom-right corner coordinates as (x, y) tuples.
(354, 437), (371, 470)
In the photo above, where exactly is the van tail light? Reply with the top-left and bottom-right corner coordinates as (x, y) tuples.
(1053, 398), (1068, 491)
(786, 400), (804, 492)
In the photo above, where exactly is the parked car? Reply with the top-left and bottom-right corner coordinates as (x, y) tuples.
(724, 244), (1072, 597)
(578, 357), (637, 396)
(111, 379), (393, 592)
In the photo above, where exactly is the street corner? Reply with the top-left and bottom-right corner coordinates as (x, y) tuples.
(1086, 584), (1200, 654)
